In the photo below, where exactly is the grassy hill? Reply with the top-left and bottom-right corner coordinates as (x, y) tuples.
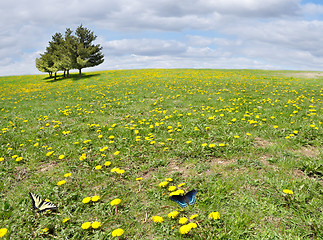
(0, 69), (322, 239)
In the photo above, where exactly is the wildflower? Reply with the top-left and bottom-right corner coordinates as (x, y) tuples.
(81, 222), (91, 230)
(136, 177), (143, 181)
(109, 135), (115, 139)
(273, 125), (278, 129)
(34, 143), (39, 147)
(12, 155), (18, 159)
(168, 186), (176, 191)
(209, 143), (216, 148)
(187, 222), (197, 229)
(152, 216), (163, 223)
(91, 196), (101, 202)
(168, 211), (179, 219)
(42, 228), (49, 233)
(58, 155), (65, 159)
(159, 181), (169, 187)
(114, 151), (120, 156)
(165, 178), (173, 182)
(82, 197), (92, 204)
(169, 189), (185, 196)
(46, 151), (54, 156)
(0, 157), (4, 162)
(91, 221), (101, 229)
(111, 228), (124, 237)
(208, 212), (221, 220)
(234, 135), (239, 138)
(104, 161), (111, 166)
(219, 143), (225, 147)
(16, 157), (23, 162)
(57, 180), (66, 186)
(0, 228), (8, 237)
(190, 214), (198, 219)
(64, 173), (72, 177)
(178, 183), (185, 188)
(98, 135), (103, 138)
(95, 165), (102, 170)
(110, 198), (121, 206)
(116, 169), (125, 174)
(283, 189), (293, 195)
(179, 224), (191, 234)
(202, 143), (207, 147)
(186, 140), (192, 144)
(179, 217), (188, 224)
(62, 218), (70, 223)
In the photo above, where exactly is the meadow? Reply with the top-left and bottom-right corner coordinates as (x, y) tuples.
(0, 69), (322, 239)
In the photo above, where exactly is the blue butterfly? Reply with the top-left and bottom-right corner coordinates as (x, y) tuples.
(169, 189), (197, 208)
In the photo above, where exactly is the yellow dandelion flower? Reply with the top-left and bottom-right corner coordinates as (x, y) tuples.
(16, 157), (23, 162)
(114, 151), (120, 156)
(64, 173), (72, 177)
(178, 183), (185, 187)
(57, 180), (66, 186)
(190, 214), (198, 219)
(136, 177), (143, 181)
(168, 211), (179, 219)
(283, 189), (293, 195)
(82, 197), (92, 204)
(111, 228), (124, 237)
(152, 216), (163, 223)
(81, 222), (91, 230)
(91, 196), (101, 202)
(165, 178), (173, 182)
(179, 224), (191, 234)
(168, 186), (177, 191)
(179, 217), (188, 224)
(208, 212), (221, 220)
(187, 222), (197, 229)
(95, 165), (102, 170)
(219, 143), (225, 147)
(110, 198), (121, 206)
(159, 181), (169, 187)
(0, 157), (4, 162)
(42, 228), (49, 233)
(0, 228), (8, 237)
(91, 221), (101, 229)
(58, 155), (65, 159)
(62, 218), (70, 223)
(202, 143), (207, 147)
(104, 161), (111, 166)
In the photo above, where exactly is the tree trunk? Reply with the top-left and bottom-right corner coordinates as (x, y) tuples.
(67, 70), (70, 78)
(49, 72), (52, 78)
(79, 69), (82, 78)
(54, 72), (57, 80)
(63, 70), (66, 78)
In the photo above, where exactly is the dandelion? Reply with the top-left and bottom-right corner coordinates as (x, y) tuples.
(152, 216), (163, 223)
(136, 177), (143, 181)
(114, 151), (120, 156)
(91, 221), (101, 229)
(187, 222), (197, 229)
(110, 198), (121, 206)
(104, 161), (111, 166)
(165, 178), (173, 182)
(168, 211), (179, 219)
(82, 197), (92, 204)
(202, 143), (207, 147)
(95, 165), (102, 170)
(62, 218), (70, 223)
(16, 157), (23, 162)
(34, 142), (39, 147)
(0, 228), (8, 238)
(159, 181), (169, 188)
(168, 186), (176, 191)
(98, 135), (103, 138)
(234, 135), (239, 138)
(208, 212), (221, 220)
(58, 155), (65, 159)
(64, 173), (72, 177)
(283, 189), (293, 195)
(91, 196), (101, 202)
(111, 228), (124, 237)
(12, 155), (18, 159)
(273, 125), (278, 129)
(209, 143), (216, 148)
(186, 140), (192, 144)
(219, 143), (225, 147)
(57, 180), (66, 186)
(179, 224), (191, 234)
(179, 217), (188, 224)
(46, 151), (54, 157)
(42, 228), (49, 233)
(190, 214), (198, 219)
(81, 222), (91, 230)
(0, 157), (4, 162)
(169, 189), (185, 196)
(178, 183), (185, 187)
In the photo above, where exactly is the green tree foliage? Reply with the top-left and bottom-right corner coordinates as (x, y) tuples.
(35, 25), (104, 78)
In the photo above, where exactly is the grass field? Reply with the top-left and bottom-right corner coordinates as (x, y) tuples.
(0, 69), (322, 239)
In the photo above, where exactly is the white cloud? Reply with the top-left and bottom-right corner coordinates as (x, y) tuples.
(0, 0), (322, 76)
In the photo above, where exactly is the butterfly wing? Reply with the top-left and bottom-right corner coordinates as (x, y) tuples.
(38, 201), (57, 213)
(169, 195), (188, 208)
(184, 189), (197, 206)
(29, 192), (57, 212)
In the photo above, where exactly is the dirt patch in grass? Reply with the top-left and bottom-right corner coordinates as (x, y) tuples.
(254, 137), (273, 148)
(39, 161), (59, 173)
(296, 146), (320, 158)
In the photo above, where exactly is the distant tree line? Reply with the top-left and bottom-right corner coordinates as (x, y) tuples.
(36, 25), (104, 79)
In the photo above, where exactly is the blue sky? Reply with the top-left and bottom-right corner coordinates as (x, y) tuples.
(0, 0), (322, 76)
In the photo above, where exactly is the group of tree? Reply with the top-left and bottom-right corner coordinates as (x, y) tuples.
(36, 25), (104, 79)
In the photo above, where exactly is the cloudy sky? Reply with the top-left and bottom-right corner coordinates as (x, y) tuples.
(1, 0), (323, 76)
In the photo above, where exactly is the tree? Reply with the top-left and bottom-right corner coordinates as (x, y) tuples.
(35, 25), (104, 79)
(74, 25), (104, 78)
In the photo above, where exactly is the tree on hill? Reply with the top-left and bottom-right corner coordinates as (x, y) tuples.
(35, 25), (104, 79)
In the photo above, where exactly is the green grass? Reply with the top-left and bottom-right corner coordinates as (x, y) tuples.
(0, 69), (322, 239)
